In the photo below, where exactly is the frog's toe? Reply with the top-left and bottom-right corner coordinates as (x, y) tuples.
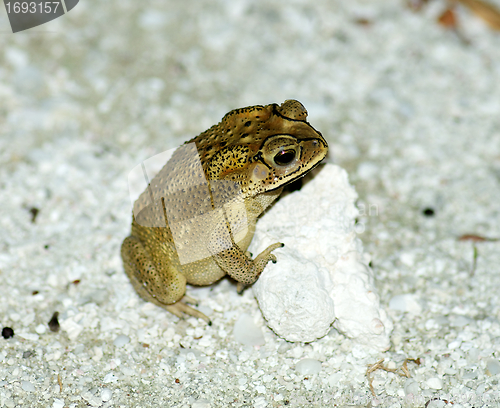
(166, 299), (211, 325)
(267, 242), (284, 252)
(257, 242), (282, 262)
(236, 282), (247, 295)
(182, 294), (199, 306)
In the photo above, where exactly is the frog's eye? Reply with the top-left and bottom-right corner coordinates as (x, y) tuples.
(273, 149), (296, 166)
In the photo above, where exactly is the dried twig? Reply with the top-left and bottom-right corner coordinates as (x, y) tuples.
(366, 358), (421, 396)
(57, 374), (63, 393)
(366, 359), (385, 396)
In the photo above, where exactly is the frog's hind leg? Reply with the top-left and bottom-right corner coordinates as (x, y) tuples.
(121, 236), (211, 324)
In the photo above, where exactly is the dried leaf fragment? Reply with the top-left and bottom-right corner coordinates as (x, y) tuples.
(456, 0), (500, 30)
(438, 8), (458, 28)
(458, 234), (499, 242)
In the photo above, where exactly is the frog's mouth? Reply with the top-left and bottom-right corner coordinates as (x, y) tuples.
(272, 153), (327, 191)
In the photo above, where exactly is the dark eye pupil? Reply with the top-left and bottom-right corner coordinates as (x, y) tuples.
(274, 150), (295, 166)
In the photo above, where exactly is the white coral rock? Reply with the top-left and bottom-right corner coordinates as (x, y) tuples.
(251, 164), (392, 350)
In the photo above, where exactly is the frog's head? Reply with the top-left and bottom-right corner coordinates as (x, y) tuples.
(245, 100), (328, 194)
(203, 100), (328, 197)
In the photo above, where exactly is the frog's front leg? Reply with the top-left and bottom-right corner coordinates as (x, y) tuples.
(206, 193), (284, 290)
(210, 238), (284, 291)
(121, 236), (211, 324)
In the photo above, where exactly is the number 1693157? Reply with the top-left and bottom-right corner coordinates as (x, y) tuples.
(5, 2), (61, 14)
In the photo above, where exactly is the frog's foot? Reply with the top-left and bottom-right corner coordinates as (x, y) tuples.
(236, 242), (284, 294)
(239, 242), (284, 287)
(166, 297), (211, 325)
(252, 242), (284, 269)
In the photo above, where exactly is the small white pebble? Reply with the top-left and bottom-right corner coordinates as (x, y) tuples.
(101, 388), (112, 401)
(295, 358), (322, 375)
(291, 346), (304, 359)
(487, 359), (500, 375)
(17, 332), (39, 341)
(4, 398), (15, 408)
(277, 342), (292, 354)
(52, 398), (65, 408)
(162, 327), (175, 341)
(35, 324), (46, 334)
(113, 335), (130, 347)
(121, 367), (135, 376)
(233, 313), (265, 346)
(328, 373), (342, 387)
(404, 378), (419, 395)
(386, 361), (396, 370)
(399, 252), (416, 267)
(103, 373), (118, 383)
(191, 399), (211, 408)
(255, 385), (266, 394)
(451, 315), (472, 328)
(60, 318), (83, 341)
(81, 391), (102, 407)
(263, 374), (274, 382)
(389, 294), (422, 314)
(9, 312), (21, 322)
(21, 380), (35, 392)
(426, 377), (443, 390)
(253, 396), (267, 408)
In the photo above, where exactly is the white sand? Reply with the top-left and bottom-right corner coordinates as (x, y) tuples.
(1, 1), (500, 407)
